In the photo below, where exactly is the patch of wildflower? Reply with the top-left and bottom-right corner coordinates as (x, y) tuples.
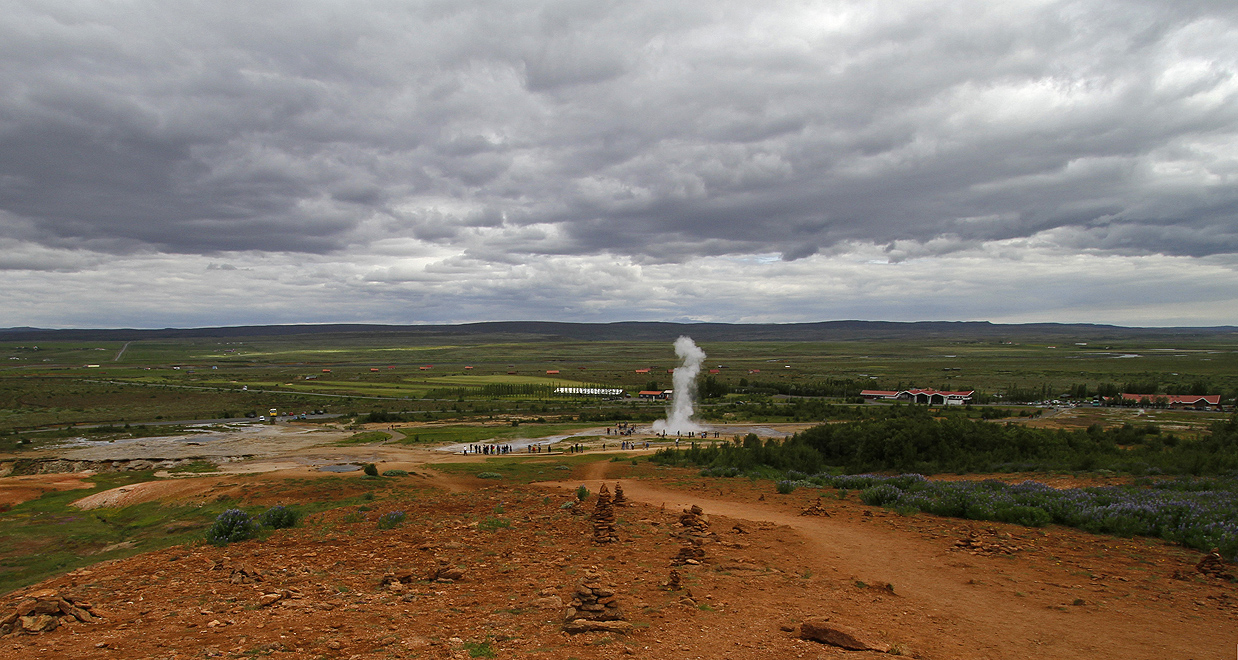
(821, 474), (1238, 560)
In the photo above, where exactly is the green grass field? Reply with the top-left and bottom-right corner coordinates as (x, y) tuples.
(3, 330), (1235, 432)
(0, 471), (416, 593)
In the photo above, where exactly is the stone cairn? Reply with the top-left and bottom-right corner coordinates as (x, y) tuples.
(1197, 549), (1235, 581)
(953, 529), (1024, 556)
(229, 564), (264, 584)
(671, 504), (711, 566)
(679, 504), (710, 535)
(563, 568), (631, 634)
(591, 485), (619, 544)
(612, 482), (628, 507)
(1, 589), (101, 636)
(800, 497), (831, 517)
(426, 559), (467, 583)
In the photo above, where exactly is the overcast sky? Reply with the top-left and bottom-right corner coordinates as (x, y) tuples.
(2, 0), (1236, 328)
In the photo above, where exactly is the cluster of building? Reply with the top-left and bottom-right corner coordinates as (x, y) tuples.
(860, 388), (1223, 410)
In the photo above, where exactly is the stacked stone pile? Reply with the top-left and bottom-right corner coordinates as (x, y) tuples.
(229, 564), (264, 584)
(679, 504), (710, 536)
(1197, 549), (1235, 580)
(426, 560), (467, 583)
(611, 483), (628, 506)
(380, 571), (417, 593)
(953, 530), (1023, 556)
(800, 499), (831, 517)
(670, 503), (712, 565)
(1, 589), (101, 635)
(591, 485), (619, 544)
(563, 569), (626, 631)
(671, 545), (706, 566)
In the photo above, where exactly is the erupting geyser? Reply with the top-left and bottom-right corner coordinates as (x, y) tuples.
(651, 336), (706, 435)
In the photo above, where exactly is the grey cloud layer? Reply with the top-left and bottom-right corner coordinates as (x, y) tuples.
(2, 0), (1236, 265)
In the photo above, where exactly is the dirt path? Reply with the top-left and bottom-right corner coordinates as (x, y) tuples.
(538, 465), (1232, 660)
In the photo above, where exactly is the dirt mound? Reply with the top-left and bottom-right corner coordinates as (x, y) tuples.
(0, 474), (95, 508)
(70, 478), (225, 510)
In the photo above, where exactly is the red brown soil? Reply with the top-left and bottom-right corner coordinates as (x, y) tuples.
(0, 474), (95, 508)
(2, 461), (1236, 660)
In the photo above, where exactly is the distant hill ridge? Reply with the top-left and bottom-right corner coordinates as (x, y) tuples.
(1, 321), (1235, 342)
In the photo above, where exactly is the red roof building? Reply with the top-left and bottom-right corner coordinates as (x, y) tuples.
(861, 388), (974, 405)
(1116, 393), (1221, 410)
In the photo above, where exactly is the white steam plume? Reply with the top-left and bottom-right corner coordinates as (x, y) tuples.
(651, 336), (707, 434)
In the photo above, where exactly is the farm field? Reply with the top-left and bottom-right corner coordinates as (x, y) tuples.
(3, 325), (1236, 432)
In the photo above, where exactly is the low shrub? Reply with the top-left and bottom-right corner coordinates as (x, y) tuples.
(477, 472), (503, 479)
(775, 480), (796, 494)
(382, 469), (408, 477)
(575, 485), (590, 501)
(206, 509), (258, 546)
(258, 505), (298, 529)
(363, 463), (379, 477)
(478, 516), (511, 531)
(377, 510), (406, 529)
(860, 484), (902, 506)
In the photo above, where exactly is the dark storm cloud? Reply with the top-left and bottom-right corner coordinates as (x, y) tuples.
(1, 0), (1236, 263)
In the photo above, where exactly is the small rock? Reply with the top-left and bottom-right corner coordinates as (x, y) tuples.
(533, 596), (563, 609)
(563, 619), (633, 634)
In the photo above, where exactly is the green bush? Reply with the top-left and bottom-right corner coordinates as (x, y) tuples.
(477, 472), (503, 479)
(377, 510), (406, 529)
(258, 505), (299, 529)
(363, 463), (379, 477)
(575, 485), (590, 501)
(206, 509), (258, 546)
(382, 469), (408, 477)
(860, 484), (902, 506)
(478, 516), (511, 531)
(994, 505), (1052, 527)
(775, 480), (796, 494)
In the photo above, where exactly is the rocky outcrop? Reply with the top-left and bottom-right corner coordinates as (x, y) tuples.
(0, 589), (102, 636)
(800, 620), (890, 652)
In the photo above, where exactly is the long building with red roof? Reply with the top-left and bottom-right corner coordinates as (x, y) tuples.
(1114, 393), (1221, 410)
(861, 388), (975, 405)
